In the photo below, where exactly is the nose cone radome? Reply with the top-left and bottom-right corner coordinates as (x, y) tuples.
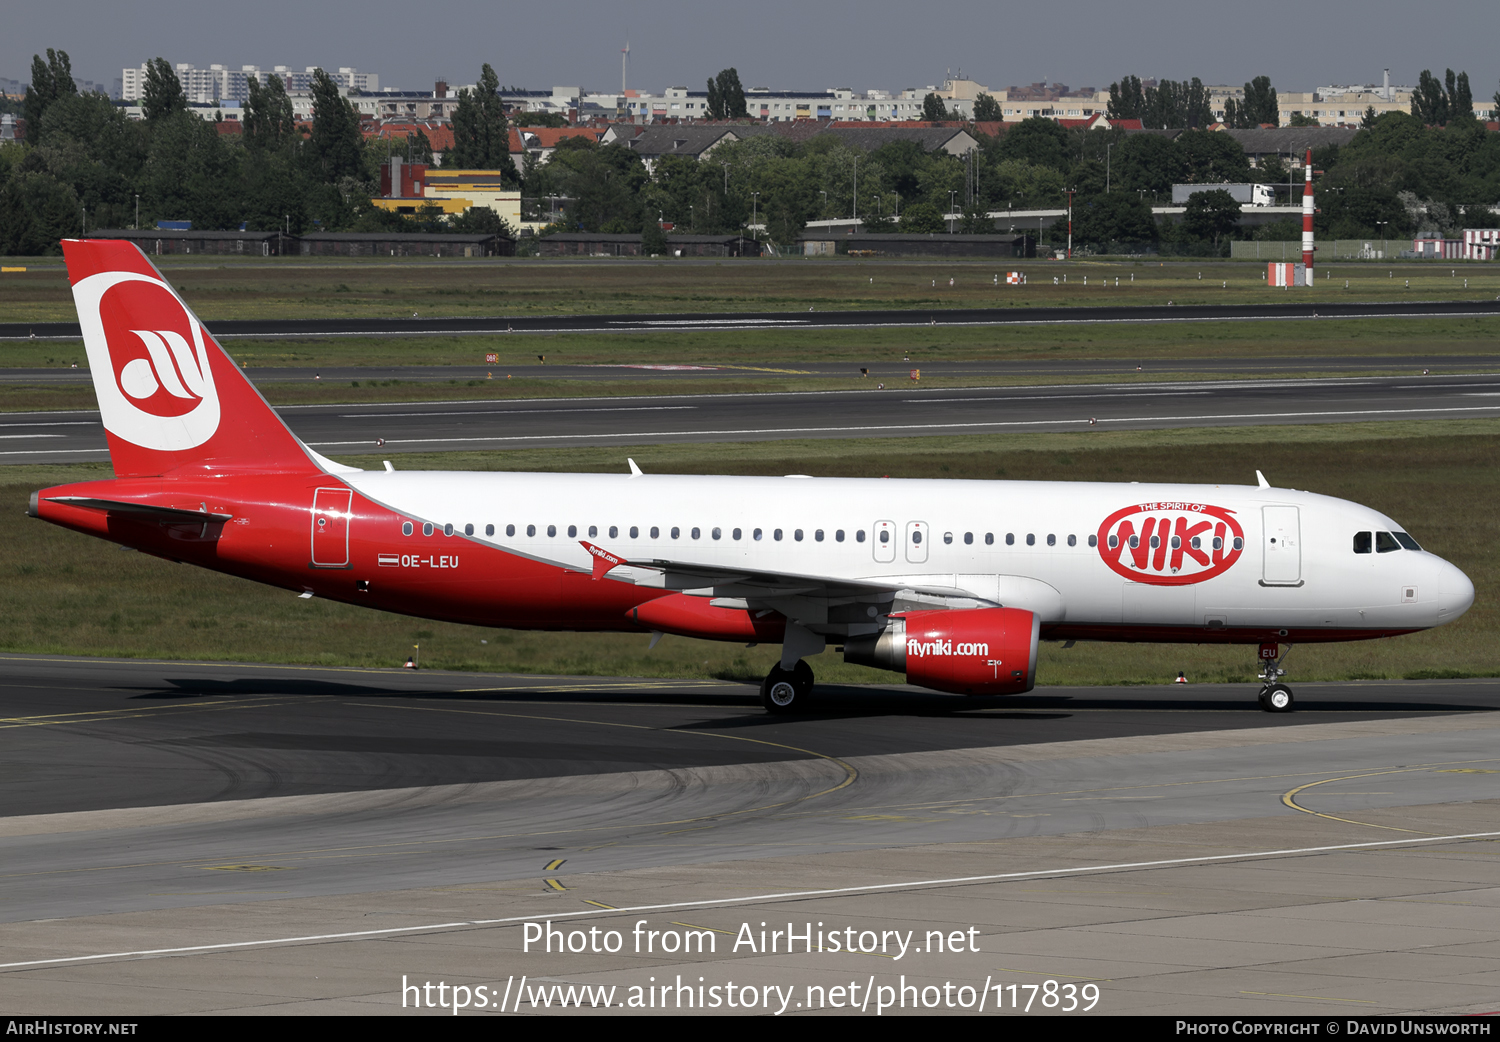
(1436, 557), (1475, 625)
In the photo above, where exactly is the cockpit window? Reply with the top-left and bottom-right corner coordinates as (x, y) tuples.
(1375, 531), (1401, 553)
(1393, 532), (1421, 551)
(1353, 532), (1372, 554)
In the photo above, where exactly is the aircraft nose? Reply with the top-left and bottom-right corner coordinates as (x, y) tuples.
(1435, 557), (1475, 624)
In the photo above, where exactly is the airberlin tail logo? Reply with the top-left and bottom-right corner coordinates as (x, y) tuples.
(72, 270), (221, 451)
(1096, 502), (1244, 586)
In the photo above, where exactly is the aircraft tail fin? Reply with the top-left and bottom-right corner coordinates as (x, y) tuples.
(62, 239), (323, 478)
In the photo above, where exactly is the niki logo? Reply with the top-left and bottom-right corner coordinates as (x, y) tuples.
(72, 271), (221, 451)
(1096, 502), (1244, 586)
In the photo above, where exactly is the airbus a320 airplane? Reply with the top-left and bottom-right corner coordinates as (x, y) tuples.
(30, 240), (1475, 713)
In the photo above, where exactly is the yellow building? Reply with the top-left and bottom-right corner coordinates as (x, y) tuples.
(371, 166), (522, 230)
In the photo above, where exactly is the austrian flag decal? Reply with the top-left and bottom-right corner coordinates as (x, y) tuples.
(1096, 502), (1244, 585)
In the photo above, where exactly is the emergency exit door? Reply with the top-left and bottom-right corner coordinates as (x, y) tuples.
(311, 488), (353, 568)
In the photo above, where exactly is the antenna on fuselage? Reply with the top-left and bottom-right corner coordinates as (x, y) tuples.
(1256, 470), (1270, 489)
(627, 458), (644, 477)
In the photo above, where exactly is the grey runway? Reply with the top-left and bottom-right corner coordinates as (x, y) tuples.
(2, 352), (1496, 387)
(6, 295), (1500, 340)
(3, 656), (1500, 1015)
(7, 372), (1500, 463)
(1, 654), (1497, 925)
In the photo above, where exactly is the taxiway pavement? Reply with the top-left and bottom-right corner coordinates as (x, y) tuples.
(2, 657), (1498, 1015)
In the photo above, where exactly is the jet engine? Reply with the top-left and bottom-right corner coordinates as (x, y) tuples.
(843, 607), (1039, 695)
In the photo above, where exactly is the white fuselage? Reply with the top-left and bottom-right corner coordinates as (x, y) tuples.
(344, 470), (1474, 640)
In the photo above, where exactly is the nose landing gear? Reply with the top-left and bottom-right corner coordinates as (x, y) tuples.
(1256, 641), (1294, 712)
(761, 660), (815, 713)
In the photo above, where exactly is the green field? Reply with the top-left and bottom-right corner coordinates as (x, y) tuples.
(8, 420), (1495, 688)
(3, 255), (1500, 324)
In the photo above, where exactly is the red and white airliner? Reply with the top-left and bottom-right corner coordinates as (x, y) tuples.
(30, 240), (1475, 712)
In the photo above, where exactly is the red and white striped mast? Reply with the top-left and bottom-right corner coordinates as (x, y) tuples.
(1301, 147), (1314, 285)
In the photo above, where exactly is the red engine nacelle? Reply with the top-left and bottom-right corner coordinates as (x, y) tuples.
(843, 607), (1039, 695)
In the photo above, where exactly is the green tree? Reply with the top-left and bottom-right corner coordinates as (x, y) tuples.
(1071, 191), (1157, 248)
(1107, 75), (1145, 120)
(972, 93), (1001, 122)
(1180, 188), (1240, 247)
(641, 218), (668, 255)
(1242, 75), (1279, 127)
(997, 117), (1069, 169)
(244, 74), (295, 152)
(921, 93), (950, 121)
(899, 201), (943, 233)
(446, 64), (518, 184)
(1176, 130), (1251, 183)
(1144, 77), (1213, 129)
(705, 69), (748, 120)
(308, 67), (367, 183)
(23, 49), (77, 145)
(511, 111), (569, 128)
(141, 58), (187, 122)
(1410, 69), (1476, 126)
(1287, 112), (1320, 127)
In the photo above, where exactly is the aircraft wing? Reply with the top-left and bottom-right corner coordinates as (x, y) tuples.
(579, 540), (970, 601)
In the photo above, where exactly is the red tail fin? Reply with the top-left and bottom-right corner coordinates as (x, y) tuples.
(63, 239), (319, 478)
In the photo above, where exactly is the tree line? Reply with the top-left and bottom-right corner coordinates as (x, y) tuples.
(4, 51), (1499, 257)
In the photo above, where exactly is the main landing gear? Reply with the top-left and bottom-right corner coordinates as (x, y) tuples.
(1256, 641), (1294, 713)
(761, 660), (814, 714)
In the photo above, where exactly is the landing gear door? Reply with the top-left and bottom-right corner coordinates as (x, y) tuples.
(873, 520), (896, 563)
(312, 487), (353, 568)
(1261, 505), (1301, 585)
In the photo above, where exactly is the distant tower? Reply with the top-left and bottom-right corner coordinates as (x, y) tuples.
(621, 40), (630, 95)
(1301, 147), (1315, 285)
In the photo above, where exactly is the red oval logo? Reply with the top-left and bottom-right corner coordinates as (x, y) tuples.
(1096, 502), (1244, 586)
(99, 281), (206, 419)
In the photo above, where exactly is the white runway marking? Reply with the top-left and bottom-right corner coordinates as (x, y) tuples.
(4, 829), (1498, 972)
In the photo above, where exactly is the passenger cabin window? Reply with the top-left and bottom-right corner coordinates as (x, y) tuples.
(985, 533), (994, 545)
(774, 529), (784, 541)
(402, 522), (413, 536)
(1006, 533), (1015, 546)
(1088, 535), (1097, 547)
(486, 524), (495, 537)
(526, 524), (536, 537)
(857, 530), (866, 543)
(1026, 533), (1035, 546)
(444, 523), (454, 537)
(1067, 534), (1076, 547)
(608, 526), (618, 539)
(547, 525), (556, 537)
(1354, 532), (1372, 554)
(465, 523), (474, 536)
(629, 526), (639, 538)
(964, 532), (974, 545)
(1047, 534), (1056, 547)
(506, 524), (515, 537)
(836, 530), (845, 542)
(588, 525), (597, 538)
(943, 532), (953, 545)
(878, 530), (889, 544)
(568, 525), (577, 538)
